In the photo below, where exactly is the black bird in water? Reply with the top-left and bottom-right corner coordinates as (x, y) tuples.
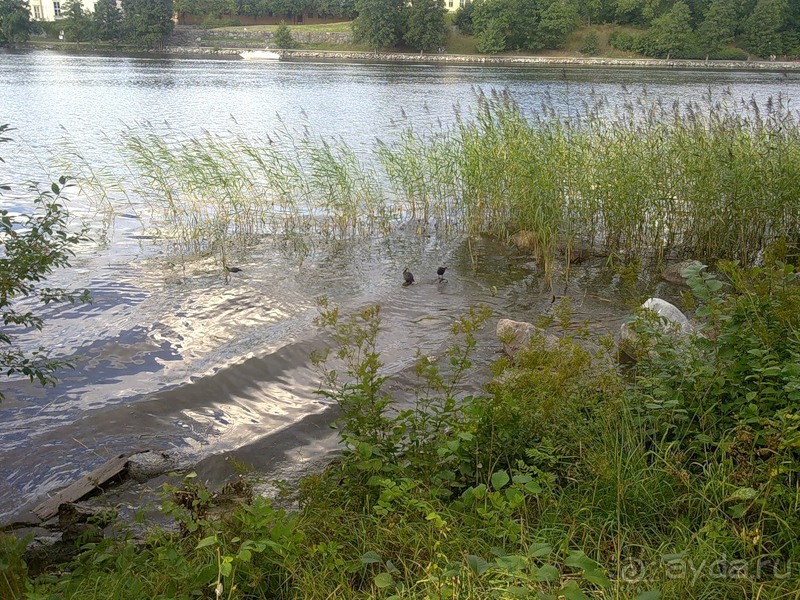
(225, 266), (243, 273)
(437, 266), (448, 282)
(402, 268), (415, 287)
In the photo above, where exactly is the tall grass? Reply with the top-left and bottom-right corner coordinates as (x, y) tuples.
(60, 91), (800, 275)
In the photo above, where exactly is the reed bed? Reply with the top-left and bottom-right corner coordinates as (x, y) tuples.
(61, 90), (800, 275)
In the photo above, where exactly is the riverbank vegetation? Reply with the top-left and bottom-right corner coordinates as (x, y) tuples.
(5, 0), (798, 59)
(78, 92), (800, 279)
(0, 0), (175, 49)
(0, 124), (91, 402)
(3, 259), (798, 598)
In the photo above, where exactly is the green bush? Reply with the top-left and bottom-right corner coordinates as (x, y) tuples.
(708, 46), (749, 60)
(272, 21), (296, 49)
(580, 30), (599, 55)
(609, 30), (640, 52)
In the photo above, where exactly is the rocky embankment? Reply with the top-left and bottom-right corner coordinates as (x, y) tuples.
(165, 25), (800, 70)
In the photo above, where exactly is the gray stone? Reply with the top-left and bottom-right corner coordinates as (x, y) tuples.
(497, 318), (558, 358)
(127, 450), (179, 483)
(662, 260), (702, 285)
(619, 298), (693, 360)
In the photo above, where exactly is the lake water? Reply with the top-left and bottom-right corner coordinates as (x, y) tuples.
(1, 50), (798, 522)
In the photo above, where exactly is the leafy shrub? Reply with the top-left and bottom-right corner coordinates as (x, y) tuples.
(609, 30), (640, 52)
(580, 30), (599, 55)
(708, 46), (749, 60)
(273, 21), (296, 49)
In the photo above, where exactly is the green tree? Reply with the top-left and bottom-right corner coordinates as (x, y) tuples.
(472, 0), (541, 53)
(0, 0), (31, 45)
(454, 0), (474, 34)
(0, 125), (90, 402)
(352, 0), (405, 51)
(404, 0), (447, 52)
(273, 20), (296, 47)
(122, 0), (174, 49)
(92, 0), (124, 42)
(697, 0), (738, 50)
(62, 0), (94, 42)
(580, 29), (600, 53)
(742, 0), (789, 57)
(538, 0), (580, 48)
(640, 0), (697, 56)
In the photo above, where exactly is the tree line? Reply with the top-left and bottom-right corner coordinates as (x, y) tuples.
(455, 0), (800, 59)
(173, 0), (356, 22)
(2, 0), (799, 57)
(0, 0), (174, 48)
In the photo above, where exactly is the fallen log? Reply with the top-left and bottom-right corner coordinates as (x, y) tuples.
(31, 454), (129, 522)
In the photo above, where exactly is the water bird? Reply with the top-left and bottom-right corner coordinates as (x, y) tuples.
(437, 266), (448, 282)
(225, 266), (243, 273)
(402, 268), (415, 287)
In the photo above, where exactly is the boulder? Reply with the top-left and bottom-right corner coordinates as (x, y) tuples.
(662, 260), (702, 285)
(497, 318), (559, 358)
(619, 298), (693, 360)
(127, 450), (179, 483)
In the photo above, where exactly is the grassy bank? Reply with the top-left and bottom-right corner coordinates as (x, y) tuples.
(3, 261), (798, 599)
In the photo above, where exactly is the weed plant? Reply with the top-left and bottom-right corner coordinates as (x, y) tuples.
(57, 90), (800, 278)
(8, 260), (798, 598)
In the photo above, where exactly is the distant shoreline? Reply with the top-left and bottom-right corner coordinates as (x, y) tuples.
(181, 47), (800, 71)
(13, 43), (800, 71)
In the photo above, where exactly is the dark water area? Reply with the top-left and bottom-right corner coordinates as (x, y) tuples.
(1, 51), (798, 522)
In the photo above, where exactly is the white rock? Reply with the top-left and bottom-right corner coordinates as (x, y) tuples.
(619, 298), (693, 360)
(497, 318), (558, 358)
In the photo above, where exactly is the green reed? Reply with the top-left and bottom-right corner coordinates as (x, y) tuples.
(58, 91), (800, 276)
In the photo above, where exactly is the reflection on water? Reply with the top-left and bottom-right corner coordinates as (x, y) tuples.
(0, 53), (797, 522)
(0, 230), (683, 521)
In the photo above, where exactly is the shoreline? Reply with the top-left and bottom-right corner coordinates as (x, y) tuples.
(13, 43), (800, 71)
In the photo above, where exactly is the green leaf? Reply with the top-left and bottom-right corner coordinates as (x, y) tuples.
(583, 568), (611, 588)
(728, 487), (758, 501)
(466, 554), (492, 576)
(195, 535), (218, 549)
(525, 480), (542, 494)
(491, 470), (510, 490)
(635, 592), (662, 600)
(527, 543), (553, 558)
(496, 554), (526, 572)
(561, 581), (590, 600)
(361, 551), (383, 565)
(51, 183), (60, 195)
(565, 551), (599, 572)
(505, 486), (524, 506)
(374, 572), (394, 589)
(219, 559), (232, 577)
(535, 564), (561, 582)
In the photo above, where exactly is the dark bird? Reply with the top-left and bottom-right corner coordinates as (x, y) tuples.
(437, 266), (448, 282)
(225, 266), (243, 273)
(402, 268), (415, 287)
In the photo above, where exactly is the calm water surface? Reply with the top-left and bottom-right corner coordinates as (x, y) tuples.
(1, 51), (798, 522)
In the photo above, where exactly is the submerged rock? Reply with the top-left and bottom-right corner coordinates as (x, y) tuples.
(128, 450), (179, 483)
(497, 318), (559, 358)
(619, 298), (693, 360)
(662, 260), (702, 285)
